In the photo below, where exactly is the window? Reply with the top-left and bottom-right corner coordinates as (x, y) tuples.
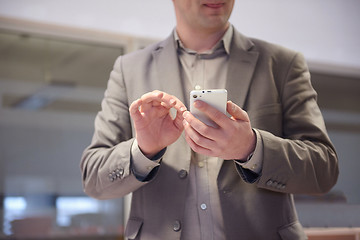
(0, 27), (126, 238)
(3, 197), (27, 236)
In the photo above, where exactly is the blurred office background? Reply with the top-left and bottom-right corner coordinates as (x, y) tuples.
(0, 0), (359, 239)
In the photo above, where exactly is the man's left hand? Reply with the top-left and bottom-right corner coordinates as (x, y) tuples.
(182, 100), (256, 160)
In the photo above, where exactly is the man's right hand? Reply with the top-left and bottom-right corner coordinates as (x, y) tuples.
(129, 90), (186, 158)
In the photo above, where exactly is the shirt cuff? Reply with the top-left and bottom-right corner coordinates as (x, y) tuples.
(235, 129), (264, 174)
(131, 139), (163, 179)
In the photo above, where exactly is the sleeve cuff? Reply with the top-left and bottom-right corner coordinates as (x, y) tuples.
(131, 139), (164, 181)
(235, 129), (264, 174)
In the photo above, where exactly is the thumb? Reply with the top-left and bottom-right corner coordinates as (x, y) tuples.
(226, 101), (249, 121)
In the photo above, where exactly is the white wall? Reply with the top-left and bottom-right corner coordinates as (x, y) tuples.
(0, 0), (359, 73)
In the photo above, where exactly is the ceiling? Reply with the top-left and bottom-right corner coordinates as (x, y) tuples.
(0, 31), (124, 88)
(0, 30), (125, 112)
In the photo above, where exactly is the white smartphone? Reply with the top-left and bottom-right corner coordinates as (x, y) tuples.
(190, 89), (227, 128)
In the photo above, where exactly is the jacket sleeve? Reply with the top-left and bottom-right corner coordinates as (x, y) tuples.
(256, 52), (339, 194)
(80, 56), (147, 200)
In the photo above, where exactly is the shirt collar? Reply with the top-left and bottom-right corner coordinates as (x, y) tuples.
(174, 24), (233, 55)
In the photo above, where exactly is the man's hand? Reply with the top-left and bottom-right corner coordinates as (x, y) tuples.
(182, 100), (256, 160)
(129, 90), (186, 158)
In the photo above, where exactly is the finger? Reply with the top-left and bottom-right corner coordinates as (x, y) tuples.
(161, 93), (187, 121)
(160, 93), (186, 110)
(173, 96), (186, 110)
(140, 90), (163, 103)
(183, 120), (214, 155)
(129, 98), (143, 122)
(183, 118), (215, 147)
(184, 134), (213, 156)
(183, 110), (217, 140)
(226, 101), (249, 121)
(160, 98), (176, 109)
(191, 100), (229, 129)
(173, 106), (187, 130)
(139, 91), (164, 111)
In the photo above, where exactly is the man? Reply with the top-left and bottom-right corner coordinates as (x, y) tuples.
(81, 0), (339, 239)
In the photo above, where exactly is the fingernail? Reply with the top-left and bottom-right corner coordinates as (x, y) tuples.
(183, 111), (189, 118)
(194, 100), (203, 108)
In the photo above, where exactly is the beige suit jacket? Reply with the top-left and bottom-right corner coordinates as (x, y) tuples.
(81, 29), (339, 240)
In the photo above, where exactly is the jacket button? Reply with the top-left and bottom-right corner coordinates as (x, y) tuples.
(271, 181), (278, 188)
(108, 173), (114, 182)
(178, 169), (188, 179)
(115, 168), (124, 178)
(173, 220), (181, 232)
(266, 180), (273, 186)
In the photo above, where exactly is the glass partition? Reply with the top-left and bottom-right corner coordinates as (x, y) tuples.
(0, 29), (125, 239)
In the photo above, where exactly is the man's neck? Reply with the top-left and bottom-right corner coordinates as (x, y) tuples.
(176, 23), (229, 53)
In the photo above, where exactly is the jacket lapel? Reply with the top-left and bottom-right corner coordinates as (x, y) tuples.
(226, 30), (259, 109)
(152, 32), (191, 171)
(152, 32), (187, 106)
(217, 30), (259, 176)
